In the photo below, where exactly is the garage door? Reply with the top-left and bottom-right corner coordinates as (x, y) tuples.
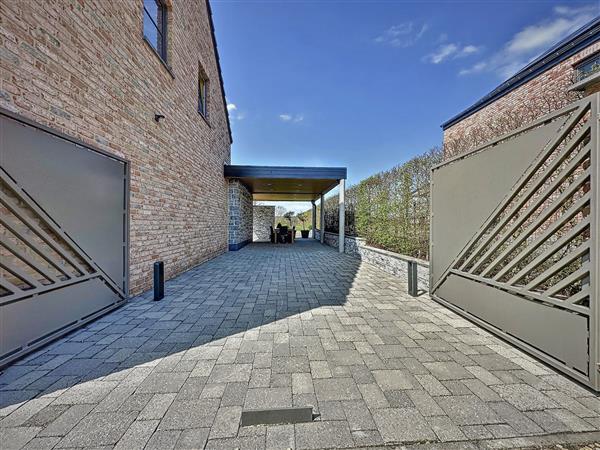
(0, 109), (128, 367)
(430, 94), (599, 391)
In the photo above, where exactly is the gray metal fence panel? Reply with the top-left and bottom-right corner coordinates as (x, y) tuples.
(431, 94), (599, 391)
(0, 109), (128, 367)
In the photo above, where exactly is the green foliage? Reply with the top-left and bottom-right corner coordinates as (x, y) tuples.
(296, 211), (310, 230)
(323, 146), (442, 260)
(283, 211), (295, 227)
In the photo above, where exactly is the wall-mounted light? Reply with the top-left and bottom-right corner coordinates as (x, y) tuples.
(154, 114), (165, 122)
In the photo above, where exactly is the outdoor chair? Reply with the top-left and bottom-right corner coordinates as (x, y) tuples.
(279, 226), (288, 243)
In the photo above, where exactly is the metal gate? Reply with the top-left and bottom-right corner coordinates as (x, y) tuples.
(0, 109), (129, 367)
(431, 93), (599, 391)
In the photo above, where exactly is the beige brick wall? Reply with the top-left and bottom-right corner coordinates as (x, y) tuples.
(444, 43), (600, 158)
(0, 0), (232, 294)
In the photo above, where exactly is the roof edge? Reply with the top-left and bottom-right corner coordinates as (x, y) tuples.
(441, 18), (600, 131)
(206, 0), (232, 144)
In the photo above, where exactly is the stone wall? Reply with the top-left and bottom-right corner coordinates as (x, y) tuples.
(228, 180), (253, 250)
(314, 230), (430, 290)
(253, 206), (275, 242)
(0, 0), (231, 294)
(444, 43), (600, 159)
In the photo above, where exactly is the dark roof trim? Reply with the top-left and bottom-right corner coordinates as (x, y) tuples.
(441, 17), (600, 130)
(224, 165), (347, 180)
(206, 0), (232, 143)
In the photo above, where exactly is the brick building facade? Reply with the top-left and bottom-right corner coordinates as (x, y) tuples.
(0, 0), (232, 294)
(443, 19), (600, 158)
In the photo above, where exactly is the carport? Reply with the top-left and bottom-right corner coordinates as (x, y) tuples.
(224, 165), (347, 252)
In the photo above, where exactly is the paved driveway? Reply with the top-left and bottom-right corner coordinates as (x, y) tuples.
(1, 240), (599, 449)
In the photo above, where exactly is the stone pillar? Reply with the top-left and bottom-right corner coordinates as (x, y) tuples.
(339, 179), (345, 253)
(311, 200), (317, 239)
(320, 194), (325, 244)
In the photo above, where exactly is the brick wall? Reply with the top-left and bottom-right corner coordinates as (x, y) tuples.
(444, 43), (600, 158)
(253, 206), (275, 242)
(228, 180), (253, 250)
(0, 0), (232, 294)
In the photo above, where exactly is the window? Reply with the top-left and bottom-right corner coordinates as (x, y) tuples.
(574, 54), (600, 83)
(143, 0), (168, 62)
(198, 66), (209, 118)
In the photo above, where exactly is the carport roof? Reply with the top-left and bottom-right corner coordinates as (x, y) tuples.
(224, 165), (347, 201)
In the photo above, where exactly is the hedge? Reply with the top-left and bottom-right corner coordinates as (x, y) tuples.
(321, 146), (442, 260)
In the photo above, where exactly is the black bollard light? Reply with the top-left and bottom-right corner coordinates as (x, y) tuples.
(154, 261), (164, 301)
(408, 260), (418, 297)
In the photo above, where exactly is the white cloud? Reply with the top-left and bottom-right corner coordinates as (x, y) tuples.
(424, 43), (481, 64)
(375, 22), (429, 48)
(227, 102), (245, 120)
(459, 3), (596, 78)
(279, 113), (304, 123)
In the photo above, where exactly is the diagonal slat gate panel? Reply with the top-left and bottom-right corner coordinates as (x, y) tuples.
(0, 109), (129, 367)
(431, 94), (599, 391)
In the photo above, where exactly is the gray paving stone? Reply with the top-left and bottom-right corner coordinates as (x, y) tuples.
(292, 373), (314, 394)
(272, 356), (310, 374)
(21, 436), (61, 450)
(343, 400), (376, 431)
(208, 363), (252, 383)
(427, 415), (466, 442)
(406, 390), (444, 416)
(326, 350), (364, 365)
(313, 378), (361, 401)
(221, 382), (248, 406)
(159, 398), (220, 430)
(295, 420), (354, 449)
(318, 401), (346, 420)
(145, 429), (182, 450)
(0, 427), (41, 450)
(135, 372), (189, 394)
(37, 404), (94, 437)
(548, 408), (597, 432)
(461, 424), (493, 440)
(358, 383), (389, 409)
(138, 393), (177, 420)
(266, 424), (294, 450)
(437, 395), (502, 426)
(56, 411), (137, 447)
(486, 423), (518, 438)
(209, 406), (241, 439)
(114, 419), (159, 449)
(244, 387), (292, 409)
(415, 374), (451, 396)
(352, 429), (384, 446)
(175, 427), (210, 449)
(492, 384), (558, 411)
(3, 241), (599, 449)
(423, 361), (473, 381)
(0, 398), (54, 427)
(372, 408), (436, 443)
(205, 435), (265, 449)
(372, 369), (416, 391)
(489, 401), (544, 435)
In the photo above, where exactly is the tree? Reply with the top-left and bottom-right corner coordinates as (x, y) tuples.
(283, 211), (295, 227)
(297, 210), (310, 230)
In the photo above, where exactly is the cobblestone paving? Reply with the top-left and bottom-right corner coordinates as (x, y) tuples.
(1, 240), (599, 449)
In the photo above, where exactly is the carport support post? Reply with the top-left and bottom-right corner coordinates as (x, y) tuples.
(339, 179), (345, 253)
(320, 194), (325, 244)
(311, 200), (316, 240)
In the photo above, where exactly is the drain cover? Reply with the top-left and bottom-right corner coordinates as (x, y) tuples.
(241, 407), (314, 427)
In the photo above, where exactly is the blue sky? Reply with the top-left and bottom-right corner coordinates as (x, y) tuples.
(211, 1), (597, 211)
